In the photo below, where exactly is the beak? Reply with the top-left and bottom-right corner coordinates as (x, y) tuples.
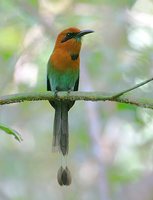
(76, 30), (94, 37)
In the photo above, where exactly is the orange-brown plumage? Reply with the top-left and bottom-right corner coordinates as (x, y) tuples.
(47, 27), (93, 157)
(49, 48), (80, 72)
(54, 27), (81, 52)
(49, 27), (81, 72)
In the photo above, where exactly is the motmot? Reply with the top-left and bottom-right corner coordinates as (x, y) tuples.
(47, 27), (93, 156)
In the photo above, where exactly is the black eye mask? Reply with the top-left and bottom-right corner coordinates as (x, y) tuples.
(61, 32), (77, 43)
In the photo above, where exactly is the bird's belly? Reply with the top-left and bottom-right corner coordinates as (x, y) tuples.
(50, 69), (79, 91)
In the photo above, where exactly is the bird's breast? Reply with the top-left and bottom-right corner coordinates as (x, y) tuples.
(49, 49), (80, 72)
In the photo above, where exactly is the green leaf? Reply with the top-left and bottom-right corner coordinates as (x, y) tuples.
(0, 124), (23, 142)
(117, 102), (136, 111)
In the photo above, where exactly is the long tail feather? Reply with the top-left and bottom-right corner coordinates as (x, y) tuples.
(52, 102), (61, 152)
(52, 102), (69, 155)
(60, 103), (69, 155)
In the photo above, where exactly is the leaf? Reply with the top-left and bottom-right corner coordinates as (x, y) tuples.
(117, 102), (136, 111)
(0, 124), (23, 142)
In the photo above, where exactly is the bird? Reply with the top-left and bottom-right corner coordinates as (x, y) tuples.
(47, 27), (94, 156)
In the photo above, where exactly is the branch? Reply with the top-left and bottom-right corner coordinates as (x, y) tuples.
(111, 77), (153, 99)
(0, 91), (153, 109)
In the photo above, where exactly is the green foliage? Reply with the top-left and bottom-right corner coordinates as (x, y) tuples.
(117, 102), (136, 111)
(74, 0), (136, 7)
(28, 0), (38, 6)
(0, 26), (23, 58)
(0, 124), (23, 142)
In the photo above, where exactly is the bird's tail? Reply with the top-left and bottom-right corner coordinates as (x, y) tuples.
(52, 102), (61, 152)
(52, 102), (69, 156)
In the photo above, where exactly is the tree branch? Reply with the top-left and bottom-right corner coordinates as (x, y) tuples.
(0, 91), (153, 109)
(110, 77), (153, 99)
(1, 77), (153, 108)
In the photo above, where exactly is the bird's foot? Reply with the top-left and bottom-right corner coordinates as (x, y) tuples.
(54, 90), (58, 98)
(67, 88), (73, 95)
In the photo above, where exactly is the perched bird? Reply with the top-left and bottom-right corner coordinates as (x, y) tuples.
(47, 27), (93, 156)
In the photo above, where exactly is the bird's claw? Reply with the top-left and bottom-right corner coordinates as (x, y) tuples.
(67, 88), (73, 95)
(54, 90), (58, 98)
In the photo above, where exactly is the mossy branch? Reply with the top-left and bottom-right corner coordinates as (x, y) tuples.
(0, 77), (153, 109)
(0, 91), (152, 109)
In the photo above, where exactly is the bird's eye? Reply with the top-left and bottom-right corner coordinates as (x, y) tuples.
(66, 33), (74, 38)
(61, 32), (74, 43)
(66, 33), (72, 37)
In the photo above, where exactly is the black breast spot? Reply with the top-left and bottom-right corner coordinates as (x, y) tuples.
(71, 54), (79, 60)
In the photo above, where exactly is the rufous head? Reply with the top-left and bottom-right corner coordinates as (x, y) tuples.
(54, 27), (94, 54)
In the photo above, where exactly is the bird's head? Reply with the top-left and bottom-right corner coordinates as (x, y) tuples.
(54, 27), (94, 55)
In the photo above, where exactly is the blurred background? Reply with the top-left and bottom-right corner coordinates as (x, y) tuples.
(1, 0), (153, 199)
